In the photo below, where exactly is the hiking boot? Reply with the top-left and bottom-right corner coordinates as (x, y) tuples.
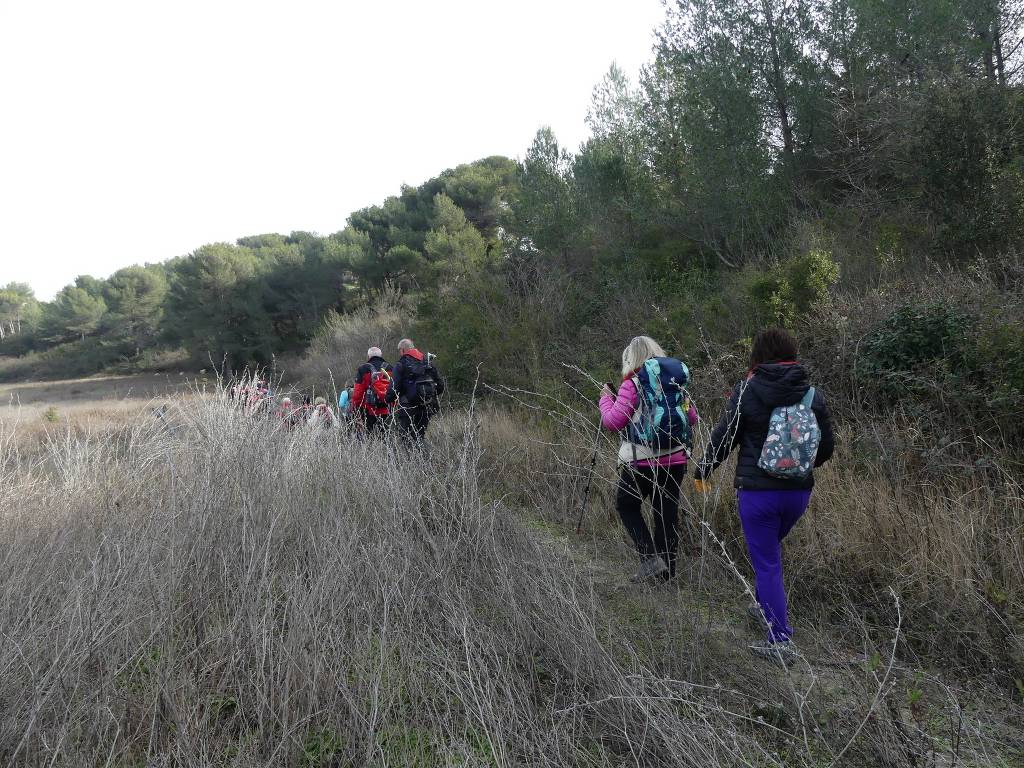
(749, 639), (799, 666)
(630, 554), (669, 584)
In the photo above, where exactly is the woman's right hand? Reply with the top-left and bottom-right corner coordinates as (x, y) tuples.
(600, 383), (615, 401)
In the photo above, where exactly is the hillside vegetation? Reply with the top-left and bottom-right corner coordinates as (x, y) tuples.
(1, 1), (1022, 393)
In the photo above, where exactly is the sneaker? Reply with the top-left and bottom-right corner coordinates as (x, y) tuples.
(630, 554), (669, 583)
(749, 639), (799, 666)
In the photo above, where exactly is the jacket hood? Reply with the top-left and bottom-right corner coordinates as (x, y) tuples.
(748, 362), (811, 408)
(402, 348), (424, 362)
(367, 355), (387, 367)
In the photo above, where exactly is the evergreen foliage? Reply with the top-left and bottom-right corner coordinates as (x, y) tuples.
(1, 1), (1021, 400)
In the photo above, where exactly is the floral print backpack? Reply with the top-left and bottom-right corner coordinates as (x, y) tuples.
(758, 387), (820, 479)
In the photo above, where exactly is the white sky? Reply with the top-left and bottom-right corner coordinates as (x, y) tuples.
(0, 0), (663, 299)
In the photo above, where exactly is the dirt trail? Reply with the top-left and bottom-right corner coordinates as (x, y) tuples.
(525, 508), (1024, 767)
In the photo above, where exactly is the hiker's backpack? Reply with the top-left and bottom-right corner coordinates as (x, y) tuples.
(364, 365), (392, 410)
(627, 357), (693, 452)
(757, 387), (820, 479)
(402, 355), (442, 413)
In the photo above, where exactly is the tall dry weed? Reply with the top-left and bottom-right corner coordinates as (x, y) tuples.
(0, 394), (757, 766)
(0, 387), (1019, 766)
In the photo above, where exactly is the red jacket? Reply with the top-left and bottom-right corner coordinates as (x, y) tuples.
(352, 355), (392, 416)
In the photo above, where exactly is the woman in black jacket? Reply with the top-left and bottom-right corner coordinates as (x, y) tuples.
(694, 328), (834, 663)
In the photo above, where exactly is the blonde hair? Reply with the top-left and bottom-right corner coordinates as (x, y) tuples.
(621, 335), (667, 378)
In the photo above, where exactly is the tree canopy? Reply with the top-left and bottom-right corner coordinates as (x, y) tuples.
(2, 1), (1022, 380)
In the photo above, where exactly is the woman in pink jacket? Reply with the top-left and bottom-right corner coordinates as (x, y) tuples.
(599, 336), (698, 583)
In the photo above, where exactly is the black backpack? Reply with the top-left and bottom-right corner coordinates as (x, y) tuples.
(404, 356), (442, 412)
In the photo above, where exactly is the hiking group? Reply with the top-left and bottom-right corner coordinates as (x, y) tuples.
(229, 326), (831, 665)
(349, 338), (445, 442)
(599, 327), (834, 666)
(230, 338), (445, 445)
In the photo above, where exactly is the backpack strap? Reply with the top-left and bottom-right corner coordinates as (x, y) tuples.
(800, 387), (816, 407)
(629, 374), (647, 419)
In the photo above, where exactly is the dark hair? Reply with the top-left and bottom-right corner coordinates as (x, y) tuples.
(750, 327), (799, 368)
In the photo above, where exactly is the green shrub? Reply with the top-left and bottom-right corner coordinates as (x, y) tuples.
(0, 337), (122, 382)
(43, 406), (60, 424)
(747, 249), (839, 328)
(747, 271), (794, 327)
(858, 304), (972, 389)
(965, 318), (1024, 408)
(787, 249), (840, 313)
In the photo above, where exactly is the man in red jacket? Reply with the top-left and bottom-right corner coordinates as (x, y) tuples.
(351, 346), (393, 436)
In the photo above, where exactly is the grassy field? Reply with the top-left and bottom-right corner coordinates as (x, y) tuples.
(0, 383), (1020, 766)
(0, 371), (213, 443)
(0, 370), (212, 407)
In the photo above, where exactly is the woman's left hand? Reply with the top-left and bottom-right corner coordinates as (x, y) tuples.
(600, 383), (615, 401)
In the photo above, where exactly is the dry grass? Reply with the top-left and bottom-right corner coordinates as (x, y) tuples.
(0, 372), (207, 406)
(0, 372), (209, 451)
(0, 394), (759, 766)
(476, 380), (1024, 761)
(0, 386), (1020, 766)
(795, 428), (1024, 660)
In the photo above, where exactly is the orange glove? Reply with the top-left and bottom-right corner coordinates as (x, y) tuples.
(693, 478), (711, 494)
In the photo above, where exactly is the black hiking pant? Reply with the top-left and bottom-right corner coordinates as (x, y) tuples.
(616, 463), (687, 577)
(359, 412), (389, 439)
(396, 405), (431, 443)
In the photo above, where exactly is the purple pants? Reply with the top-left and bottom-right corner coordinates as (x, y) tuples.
(737, 489), (812, 642)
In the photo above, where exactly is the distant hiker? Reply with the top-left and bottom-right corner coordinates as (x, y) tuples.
(244, 384), (261, 416)
(233, 383), (250, 409)
(290, 395), (312, 428)
(599, 335), (698, 584)
(275, 396), (295, 426)
(693, 327), (834, 664)
(307, 396), (337, 429)
(338, 380), (354, 418)
(389, 338), (444, 443)
(246, 380), (272, 417)
(352, 347), (393, 436)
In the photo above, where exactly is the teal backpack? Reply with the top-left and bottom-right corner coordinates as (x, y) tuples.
(627, 357), (693, 452)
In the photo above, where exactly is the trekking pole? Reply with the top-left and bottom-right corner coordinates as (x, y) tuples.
(575, 420), (604, 535)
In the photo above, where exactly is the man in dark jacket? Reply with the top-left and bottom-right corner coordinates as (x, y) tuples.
(351, 346), (393, 436)
(694, 328), (834, 664)
(389, 338), (444, 443)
